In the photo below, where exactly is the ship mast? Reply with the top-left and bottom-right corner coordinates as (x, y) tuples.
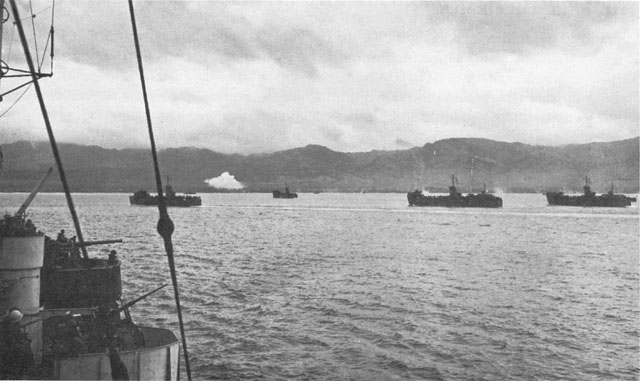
(8, 0), (88, 258)
(0, 0), (4, 62)
(1, 0), (6, 99)
(469, 156), (477, 194)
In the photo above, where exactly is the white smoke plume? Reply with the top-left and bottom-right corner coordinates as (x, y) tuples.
(204, 172), (244, 189)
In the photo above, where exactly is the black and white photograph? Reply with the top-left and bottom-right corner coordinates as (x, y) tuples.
(0, 1), (637, 380)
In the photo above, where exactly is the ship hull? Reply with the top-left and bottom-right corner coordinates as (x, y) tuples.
(272, 191), (298, 199)
(546, 192), (635, 207)
(407, 191), (503, 208)
(129, 195), (201, 207)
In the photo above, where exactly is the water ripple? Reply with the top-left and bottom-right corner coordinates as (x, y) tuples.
(7, 193), (638, 380)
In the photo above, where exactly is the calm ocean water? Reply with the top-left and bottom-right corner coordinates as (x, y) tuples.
(1, 192), (638, 380)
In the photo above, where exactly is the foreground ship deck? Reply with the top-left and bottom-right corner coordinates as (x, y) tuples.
(51, 326), (179, 380)
(1, 232), (181, 380)
(0, 1), (190, 379)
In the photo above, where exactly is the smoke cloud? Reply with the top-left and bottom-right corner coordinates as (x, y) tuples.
(204, 172), (244, 189)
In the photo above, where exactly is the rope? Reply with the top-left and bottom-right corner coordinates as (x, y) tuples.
(37, 0), (56, 73)
(0, 82), (32, 118)
(127, 2), (192, 380)
(38, 25), (51, 69)
(49, 0), (54, 73)
(7, 1), (57, 71)
(7, 18), (15, 64)
(8, 0), (88, 259)
(0, 0), (54, 109)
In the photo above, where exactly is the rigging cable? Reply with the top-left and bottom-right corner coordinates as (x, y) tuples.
(10, 1), (55, 70)
(8, 0), (88, 258)
(6, 13), (14, 66)
(48, 0), (54, 73)
(0, 83), (32, 118)
(127, 1), (192, 380)
(37, 0), (55, 71)
(37, 8), (53, 71)
(0, 0), (54, 109)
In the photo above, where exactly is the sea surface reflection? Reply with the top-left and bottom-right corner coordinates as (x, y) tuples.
(1, 192), (638, 380)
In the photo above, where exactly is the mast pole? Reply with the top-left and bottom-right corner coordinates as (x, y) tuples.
(469, 156), (475, 194)
(8, 0), (88, 258)
(1, 0), (4, 97)
(127, 2), (192, 380)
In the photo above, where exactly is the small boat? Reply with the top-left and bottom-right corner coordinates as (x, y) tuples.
(273, 184), (298, 199)
(130, 183), (202, 207)
(407, 175), (503, 208)
(546, 177), (636, 207)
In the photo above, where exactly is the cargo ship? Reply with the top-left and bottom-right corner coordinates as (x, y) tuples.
(130, 183), (202, 207)
(408, 175), (503, 208)
(546, 177), (636, 207)
(273, 184), (298, 199)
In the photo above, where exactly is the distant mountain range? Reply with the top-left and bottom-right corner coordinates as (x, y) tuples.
(1, 137), (638, 193)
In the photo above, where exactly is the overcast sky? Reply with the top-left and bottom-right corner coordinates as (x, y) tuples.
(0, 1), (637, 154)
